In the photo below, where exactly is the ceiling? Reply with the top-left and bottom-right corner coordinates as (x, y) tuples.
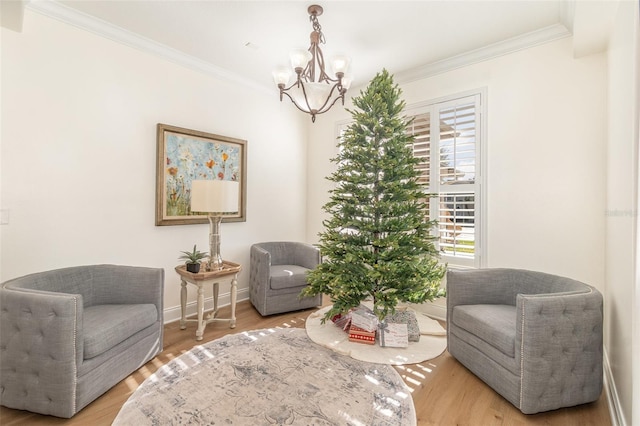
(19, 1), (604, 91)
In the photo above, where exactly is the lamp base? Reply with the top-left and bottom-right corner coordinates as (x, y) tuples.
(206, 214), (224, 272)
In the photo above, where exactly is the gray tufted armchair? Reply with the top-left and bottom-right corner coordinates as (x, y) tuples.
(447, 268), (603, 414)
(0, 264), (164, 418)
(250, 242), (322, 316)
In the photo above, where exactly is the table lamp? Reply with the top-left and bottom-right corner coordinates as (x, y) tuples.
(190, 180), (239, 271)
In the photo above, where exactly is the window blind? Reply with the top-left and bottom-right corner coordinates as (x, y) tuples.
(406, 93), (482, 267)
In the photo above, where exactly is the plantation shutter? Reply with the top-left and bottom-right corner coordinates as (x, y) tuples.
(410, 113), (431, 187)
(406, 93), (482, 268)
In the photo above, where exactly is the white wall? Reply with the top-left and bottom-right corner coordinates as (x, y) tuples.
(309, 37), (607, 292)
(605, 2), (639, 424)
(0, 11), (309, 316)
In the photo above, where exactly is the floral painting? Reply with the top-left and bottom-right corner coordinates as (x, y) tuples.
(156, 124), (247, 226)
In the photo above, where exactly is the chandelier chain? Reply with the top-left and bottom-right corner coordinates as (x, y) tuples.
(310, 15), (326, 44)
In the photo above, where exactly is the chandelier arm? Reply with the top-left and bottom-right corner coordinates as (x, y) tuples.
(314, 45), (332, 83)
(299, 81), (317, 114)
(281, 79), (305, 93)
(304, 44), (317, 83)
(280, 81), (345, 122)
(279, 90), (316, 116)
(312, 94), (345, 118)
(310, 83), (345, 115)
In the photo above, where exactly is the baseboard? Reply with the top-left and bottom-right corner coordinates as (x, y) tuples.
(163, 287), (251, 324)
(603, 348), (627, 426)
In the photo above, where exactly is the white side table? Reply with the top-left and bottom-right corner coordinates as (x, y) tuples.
(175, 260), (241, 341)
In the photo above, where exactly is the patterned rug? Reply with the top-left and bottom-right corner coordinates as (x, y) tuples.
(113, 328), (416, 425)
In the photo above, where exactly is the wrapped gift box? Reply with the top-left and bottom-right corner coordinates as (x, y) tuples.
(378, 323), (409, 348)
(350, 306), (379, 332)
(332, 305), (379, 334)
(348, 325), (376, 345)
(387, 310), (420, 342)
(331, 313), (352, 332)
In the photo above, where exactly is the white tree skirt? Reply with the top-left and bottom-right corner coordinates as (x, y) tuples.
(305, 305), (447, 365)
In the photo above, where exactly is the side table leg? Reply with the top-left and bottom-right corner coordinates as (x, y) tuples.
(180, 280), (187, 330)
(196, 284), (205, 341)
(230, 273), (237, 329)
(212, 282), (219, 318)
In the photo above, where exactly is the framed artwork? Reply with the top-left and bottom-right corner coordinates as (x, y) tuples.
(155, 123), (247, 226)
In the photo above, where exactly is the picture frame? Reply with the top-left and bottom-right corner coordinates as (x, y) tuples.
(155, 123), (247, 226)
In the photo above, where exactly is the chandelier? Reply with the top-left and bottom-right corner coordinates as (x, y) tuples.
(272, 5), (351, 122)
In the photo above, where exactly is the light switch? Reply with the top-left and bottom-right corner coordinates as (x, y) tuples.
(0, 209), (9, 225)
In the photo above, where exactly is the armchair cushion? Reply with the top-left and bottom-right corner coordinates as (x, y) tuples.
(452, 304), (516, 357)
(83, 304), (158, 359)
(270, 265), (312, 291)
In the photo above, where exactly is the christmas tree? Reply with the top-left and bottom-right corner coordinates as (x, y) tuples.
(302, 69), (446, 322)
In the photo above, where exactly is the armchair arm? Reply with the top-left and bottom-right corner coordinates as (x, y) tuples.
(515, 288), (603, 413)
(293, 243), (320, 270)
(0, 287), (83, 418)
(250, 245), (272, 304)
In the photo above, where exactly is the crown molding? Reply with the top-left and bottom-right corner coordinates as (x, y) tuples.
(394, 23), (572, 85)
(26, 0), (272, 95)
(26, 1), (571, 94)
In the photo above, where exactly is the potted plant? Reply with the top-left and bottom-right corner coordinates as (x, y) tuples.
(179, 245), (208, 273)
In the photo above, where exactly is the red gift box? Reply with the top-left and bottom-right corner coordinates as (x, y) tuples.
(331, 313), (352, 332)
(348, 325), (376, 345)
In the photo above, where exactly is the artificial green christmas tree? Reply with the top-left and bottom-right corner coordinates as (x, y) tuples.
(302, 69), (446, 322)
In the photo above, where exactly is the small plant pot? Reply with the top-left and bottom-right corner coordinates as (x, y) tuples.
(186, 263), (201, 273)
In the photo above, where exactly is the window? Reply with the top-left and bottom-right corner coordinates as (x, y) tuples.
(406, 92), (484, 267)
(334, 90), (485, 268)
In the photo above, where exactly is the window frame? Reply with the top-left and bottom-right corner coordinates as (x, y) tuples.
(404, 89), (487, 268)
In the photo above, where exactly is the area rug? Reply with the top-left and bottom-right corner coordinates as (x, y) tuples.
(113, 328), (416, 425)
(306, 305), (447, 365)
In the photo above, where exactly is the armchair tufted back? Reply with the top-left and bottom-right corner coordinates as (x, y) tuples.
(5, 266), (94, 306)
(252, 242), (319, 269)
(447, 268), (594, 307)
(3, 264), (162, 308)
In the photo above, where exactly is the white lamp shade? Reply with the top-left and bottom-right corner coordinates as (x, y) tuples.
(330, 55), (351, 75)
(272, 66), (292, 86)
(191, 180), (239, 214)
(341, 74), (353, 90)
(290, 48), (312, 69)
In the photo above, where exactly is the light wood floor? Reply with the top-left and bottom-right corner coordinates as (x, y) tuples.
(0, 299), (612, 426)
